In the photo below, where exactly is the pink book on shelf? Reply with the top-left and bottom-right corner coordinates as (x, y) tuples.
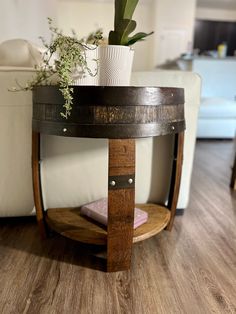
(81, 198), (148, 229)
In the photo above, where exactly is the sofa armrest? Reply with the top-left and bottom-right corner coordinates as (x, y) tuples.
(131, 71), (201, 208)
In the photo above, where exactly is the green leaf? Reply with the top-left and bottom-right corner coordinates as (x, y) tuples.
(108, 31), (120, 45)
(123, 0), (139, 19)
(114, 0), (139, 28)
(111, 0), (154, 46)
(127, 31), (154, 46)
(114, 0), (126, 28)
(109, 19), (136, 45)
(119, 19), (137, 45)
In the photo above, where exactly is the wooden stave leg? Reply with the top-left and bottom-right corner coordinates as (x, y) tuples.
(32, 131), (47, 238)
(166, 132), (184, 231)
(230, 153), (236, 190)
(107, 139), (135, 272)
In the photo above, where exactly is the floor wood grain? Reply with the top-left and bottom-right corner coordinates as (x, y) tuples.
(0, 141), (235, 314)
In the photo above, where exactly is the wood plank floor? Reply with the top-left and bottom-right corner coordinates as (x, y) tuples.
(0, 141), (235, 314)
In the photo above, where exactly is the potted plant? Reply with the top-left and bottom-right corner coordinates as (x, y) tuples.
(12, 1), (152, 117)
(99, 0), (153, 86)
(12, 18), (103, 119)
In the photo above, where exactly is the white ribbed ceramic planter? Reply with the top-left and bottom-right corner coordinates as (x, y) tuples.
(71, 45), (99, 86)
(99, 45), (134, 86)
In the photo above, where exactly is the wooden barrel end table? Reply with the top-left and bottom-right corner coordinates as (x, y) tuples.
(32, 85), (185, 272)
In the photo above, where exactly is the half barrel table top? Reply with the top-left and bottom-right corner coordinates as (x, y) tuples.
(32, 85), (185, 138)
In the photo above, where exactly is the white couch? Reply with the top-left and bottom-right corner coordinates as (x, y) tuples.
(0, 68), (201, 217)
(192, 58), (236, 138)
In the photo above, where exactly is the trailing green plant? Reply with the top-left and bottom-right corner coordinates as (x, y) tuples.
(108, 0), (153, 46)
(85, 28), (104, 45)
(12, 18), (103, 119)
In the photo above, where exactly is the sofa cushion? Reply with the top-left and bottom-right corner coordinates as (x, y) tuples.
(197, 119), (236, 138)
(199, 97), (236, 119)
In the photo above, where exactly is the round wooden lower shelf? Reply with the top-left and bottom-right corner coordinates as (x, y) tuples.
(46, 203), (171, 245)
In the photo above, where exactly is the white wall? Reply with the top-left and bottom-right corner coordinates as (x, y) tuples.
(0, 0), (198, 70)
(153, 0), (197, 66)
(0, 0), (57, 44)
(196, 7), (236, 21)
(57, 0), (154, 71)
(57, 0), (197, 69)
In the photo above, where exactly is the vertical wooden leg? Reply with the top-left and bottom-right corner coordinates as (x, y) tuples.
(230, 153), (236, 190)
(166, 132), (184, 231)
(32, 131), (47, 238)
(107, 139), (135, 272)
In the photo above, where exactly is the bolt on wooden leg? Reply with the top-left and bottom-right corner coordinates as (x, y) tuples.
(107, 139), (135, 272)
